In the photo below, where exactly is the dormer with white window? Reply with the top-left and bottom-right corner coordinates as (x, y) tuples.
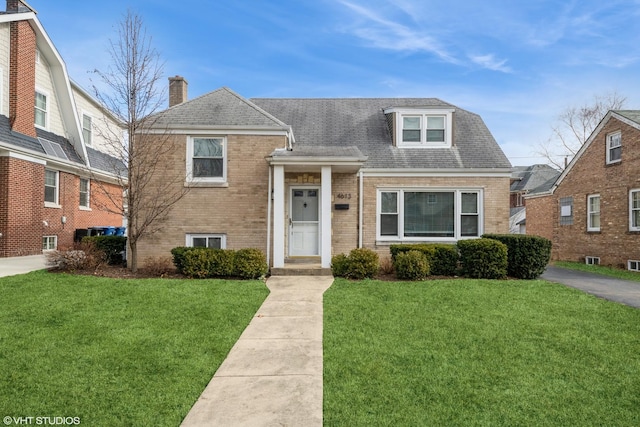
(384, 107), (455, 148)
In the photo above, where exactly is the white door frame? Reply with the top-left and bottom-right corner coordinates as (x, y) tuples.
(289, 185), (320, 257)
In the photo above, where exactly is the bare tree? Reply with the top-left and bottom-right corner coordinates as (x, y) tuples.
(538, 91), (627, 170)
(90, 10), (188, 271)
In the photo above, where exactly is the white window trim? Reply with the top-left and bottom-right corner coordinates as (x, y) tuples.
(42, 235), (57, 251)
(587, 194), (600, 232)
(186, 233), (227, 249)
(389, 108), (454, 148)
(82, 112), (93, 146)
(630, 189), (640, 231)
(376, 188), (483, 242)
(35, 88), (49, 130)
(186, 136), (227, 184)
(606, 131), (621, 165)
(44, 169), (60, 208)
(79, 178), (91, 210)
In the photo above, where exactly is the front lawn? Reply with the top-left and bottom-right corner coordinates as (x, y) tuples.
(0, 271), (268, 426)
(324, 278), (640, 426)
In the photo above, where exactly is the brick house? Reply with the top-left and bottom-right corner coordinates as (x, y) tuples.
(0, 1), (124, 258)
(137, 79), (512, 269)
(526, 110), (640, 269)
(509, 164), (559, 234)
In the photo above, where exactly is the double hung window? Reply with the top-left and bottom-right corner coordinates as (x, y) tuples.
(587, 194), (600, 232)
(35, 91), (47, 128)
(630, 190), (640, 231)
(187, 137), (226, 182)
(606, 132), (621, 164)
(44, 170), (59, 205)
(377, 189), (481, 240)
(79, 178), (90, 208)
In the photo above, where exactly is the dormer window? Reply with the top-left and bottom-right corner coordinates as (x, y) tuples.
(386, 107), (454, 147)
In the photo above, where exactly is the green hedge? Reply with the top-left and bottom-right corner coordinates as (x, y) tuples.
(170, 247), (267, 279)
(82, 235), (127, 265)
(483, 234), (552, 279)
(457, 238), (508, 279)
(395, 250), (430, 280)
(390, 244), (459, 276)
(331, 248), (379, 279)
(234, 248), (269, 279)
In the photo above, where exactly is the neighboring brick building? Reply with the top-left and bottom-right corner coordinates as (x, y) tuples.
(526, 110), (640, 269)
(137, 81), (512, 269)
(0, 1), (124, 258)
(509, 164), (559, 234)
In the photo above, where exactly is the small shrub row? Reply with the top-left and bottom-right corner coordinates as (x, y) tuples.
(390, 244), (458, 276)
(483, 234), (552, 279)
(395, 250), (430, 280)
(170, 247), (268, 279)
(331, 248), (379, 279)
(82, 235), (127, 265)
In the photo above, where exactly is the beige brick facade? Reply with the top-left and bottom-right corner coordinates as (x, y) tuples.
(526, 115), (640, 267)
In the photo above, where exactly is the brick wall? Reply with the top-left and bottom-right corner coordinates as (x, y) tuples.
(528, 116), (640, 267)
(137, 134), (286, 265)
(361, 175), (511, 259)
(0, 155), (124, 256)
(0, 156), (44, 256)
(9, 19), (36, 137)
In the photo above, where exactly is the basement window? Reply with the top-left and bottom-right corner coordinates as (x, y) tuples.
(585, 256), (600, 266)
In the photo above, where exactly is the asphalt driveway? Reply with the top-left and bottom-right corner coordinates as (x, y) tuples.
(542, 265), (640, 309)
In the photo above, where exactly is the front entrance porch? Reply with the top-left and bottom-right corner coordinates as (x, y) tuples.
(267, 145), (367, 270)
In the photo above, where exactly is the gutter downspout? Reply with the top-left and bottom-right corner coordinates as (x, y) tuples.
(267, 165), (273, 267)
(358, 169), (364, 248)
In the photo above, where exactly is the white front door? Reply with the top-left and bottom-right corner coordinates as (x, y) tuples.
(290, 188), (319, 256)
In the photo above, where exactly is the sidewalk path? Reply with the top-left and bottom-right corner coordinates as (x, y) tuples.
(542, 265), (640, 309)
(181, 275), (333, 427)
(0, 255), (47, 278)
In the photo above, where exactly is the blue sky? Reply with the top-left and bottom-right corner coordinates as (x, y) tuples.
(31, 0), (640, 166)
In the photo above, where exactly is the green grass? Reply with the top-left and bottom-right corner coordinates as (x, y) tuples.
(0, 271), (268, 426)
(324, 278), (640, 426)
(555, 261), (640, 282)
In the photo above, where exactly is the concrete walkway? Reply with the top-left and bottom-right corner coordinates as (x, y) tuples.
(181, 275), (334, 427)
(0, 254), (47, 277)
(542, 265), (640, 309)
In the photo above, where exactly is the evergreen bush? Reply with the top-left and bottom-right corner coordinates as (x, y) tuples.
(457, 238), (508, 279)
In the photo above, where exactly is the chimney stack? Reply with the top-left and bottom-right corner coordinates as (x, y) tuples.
(168, 76), (188, 107)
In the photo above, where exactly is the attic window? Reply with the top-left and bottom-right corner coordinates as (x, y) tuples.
(39, 137), (69, 160)
(386, 108), (454, 148)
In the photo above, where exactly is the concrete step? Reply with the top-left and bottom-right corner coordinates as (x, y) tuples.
(270, 266), (333, 276)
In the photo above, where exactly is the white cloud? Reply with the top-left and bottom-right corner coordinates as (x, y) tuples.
(468, 54), (512, 73)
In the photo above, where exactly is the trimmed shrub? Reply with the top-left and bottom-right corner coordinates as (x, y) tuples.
(483, 234), (552, 279)
(390, 244), (458, 276)
(171, 246), (194, 274)
(182, 248), (214, 279)
(345, 248), (380, 279)
(395, 250), (430, 280)
(83, 235), (127, 265)
(234, 248), (268, 279)
(211, 249), (236, 277)
(331, 253), (349, 278)
(457, 238), (508, 279)
(332, 248), (380, 279)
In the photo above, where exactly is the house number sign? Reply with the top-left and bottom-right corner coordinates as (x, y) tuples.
(336, 193), (352, 199)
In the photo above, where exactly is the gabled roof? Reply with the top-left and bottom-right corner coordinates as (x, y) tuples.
(252, 97), (511, 170)
(511, 164), (560, 194)
(150, 87), (289, 130)
(549, 110), (640, 194)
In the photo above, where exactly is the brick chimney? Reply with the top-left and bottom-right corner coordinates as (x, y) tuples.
(168, 76), (188, 107)
(8, 0), (37, 137)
